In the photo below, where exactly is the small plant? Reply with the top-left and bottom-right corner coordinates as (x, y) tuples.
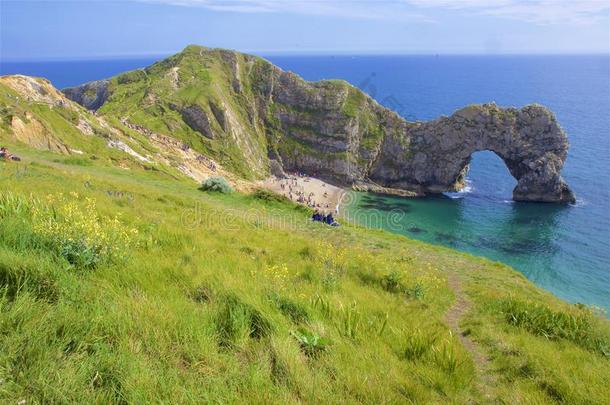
(377, 312), (389, 336)
(291, 328), (329, 358)
(200, 176), (233, 193)
(409, 283), (425, 300)
(338, 302), (362, 340)
(311, 294), (333, 319)
(269, 293), (309, 323)
(380, 271), (403, 293)
(431, 339), (464, 373)
(403, 328), (437, 361)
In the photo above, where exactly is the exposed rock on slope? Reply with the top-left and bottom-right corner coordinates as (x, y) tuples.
(0, 74), (245, 189)
(63, 79), (110, 110)
(62, 45), (575, 202)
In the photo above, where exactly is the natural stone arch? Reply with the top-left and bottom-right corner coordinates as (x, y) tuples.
(453, 150), (517, 197)
(368, 103), (575, 203)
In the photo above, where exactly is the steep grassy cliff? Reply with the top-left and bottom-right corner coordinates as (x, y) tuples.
(0, 148), (608, 403)
(64, 45), (390, 183)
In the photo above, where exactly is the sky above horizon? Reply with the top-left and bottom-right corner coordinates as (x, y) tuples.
(1, 0), (609, 60)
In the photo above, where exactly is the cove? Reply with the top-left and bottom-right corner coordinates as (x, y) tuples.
(344, 151), (610, 312)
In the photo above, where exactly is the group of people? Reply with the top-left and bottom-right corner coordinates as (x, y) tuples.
(278, 175), (330, 209)
(311, 210), (340, 227)
(0, 147), (20, 161)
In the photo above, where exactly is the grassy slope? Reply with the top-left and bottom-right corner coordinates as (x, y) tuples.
(0, 147), (608, 404)
(95, 46), (270, 180)
(79, 45), (389, 182)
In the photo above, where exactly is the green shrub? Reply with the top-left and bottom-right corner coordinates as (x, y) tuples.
(338, 302), (362, 340)
(380, 271), (403, 293)
(200, 176), (233, 193)
(251, 188), (289, 204)
(408, 283), (425, 300)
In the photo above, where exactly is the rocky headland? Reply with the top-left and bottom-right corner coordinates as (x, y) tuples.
(6, 45), (575, 203)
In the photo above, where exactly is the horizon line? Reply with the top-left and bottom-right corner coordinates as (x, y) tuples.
(2, 50), (609, 63)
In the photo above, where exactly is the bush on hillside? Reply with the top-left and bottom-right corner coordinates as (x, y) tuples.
(251, 188), (289, 203)
(200, 176), (233, 193)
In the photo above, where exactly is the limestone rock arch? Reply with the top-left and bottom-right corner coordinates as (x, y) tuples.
(369, 103), (575, 203)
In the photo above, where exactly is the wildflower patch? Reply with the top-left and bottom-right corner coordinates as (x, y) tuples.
(0, 192), (139, 269)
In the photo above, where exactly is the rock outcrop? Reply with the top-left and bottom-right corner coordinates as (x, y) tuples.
(62, 45), (575, 203)
(63, 79), (109, 110)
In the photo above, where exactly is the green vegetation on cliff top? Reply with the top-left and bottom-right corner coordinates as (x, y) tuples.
(0, 146), (608, 404)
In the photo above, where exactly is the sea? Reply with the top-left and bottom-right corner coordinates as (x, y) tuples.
(2, 54), (609, 311)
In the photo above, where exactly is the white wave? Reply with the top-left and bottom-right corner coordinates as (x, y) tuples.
(573, 198), (587, 207)
(444, 179), (474, 199)
(460, 179), (475, 194)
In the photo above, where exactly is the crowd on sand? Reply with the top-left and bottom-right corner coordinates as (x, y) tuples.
(270, 172), (342, 227)
(279, 174), (337, 211)
(0, 147), (21, 161)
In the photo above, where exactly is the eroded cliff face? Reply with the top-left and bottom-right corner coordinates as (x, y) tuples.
(63, 80), (110, 110)
(62, 45), (575, 203)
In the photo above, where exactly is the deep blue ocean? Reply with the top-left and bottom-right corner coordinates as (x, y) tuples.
(2, 54), (609, 311)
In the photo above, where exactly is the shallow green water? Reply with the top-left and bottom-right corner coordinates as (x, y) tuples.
(344, 151), (609, 311)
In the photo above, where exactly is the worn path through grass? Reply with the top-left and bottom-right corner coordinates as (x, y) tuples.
(444, 270), (496, 401)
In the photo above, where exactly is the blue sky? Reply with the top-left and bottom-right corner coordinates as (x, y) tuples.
(1, 0), (609, 60)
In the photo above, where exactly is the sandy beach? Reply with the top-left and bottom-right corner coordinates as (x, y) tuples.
(259, 175), (347, 216)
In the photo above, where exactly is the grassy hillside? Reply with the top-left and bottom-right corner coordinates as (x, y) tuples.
(0, 147), (608, 403)
(63, 45), (402, 185)
(75, 46), (274, 179)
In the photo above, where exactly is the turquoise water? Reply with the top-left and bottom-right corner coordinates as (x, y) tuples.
(268, 55), (610, 311)
(2, 54), (609, 310)
(268, 55), (609, 311)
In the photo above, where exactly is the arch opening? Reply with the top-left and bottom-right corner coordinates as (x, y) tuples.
(457, 150), (517, 199)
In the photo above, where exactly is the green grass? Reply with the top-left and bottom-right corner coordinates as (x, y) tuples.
(0, 147), (608, 403)
(343, 86), (366, 118)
